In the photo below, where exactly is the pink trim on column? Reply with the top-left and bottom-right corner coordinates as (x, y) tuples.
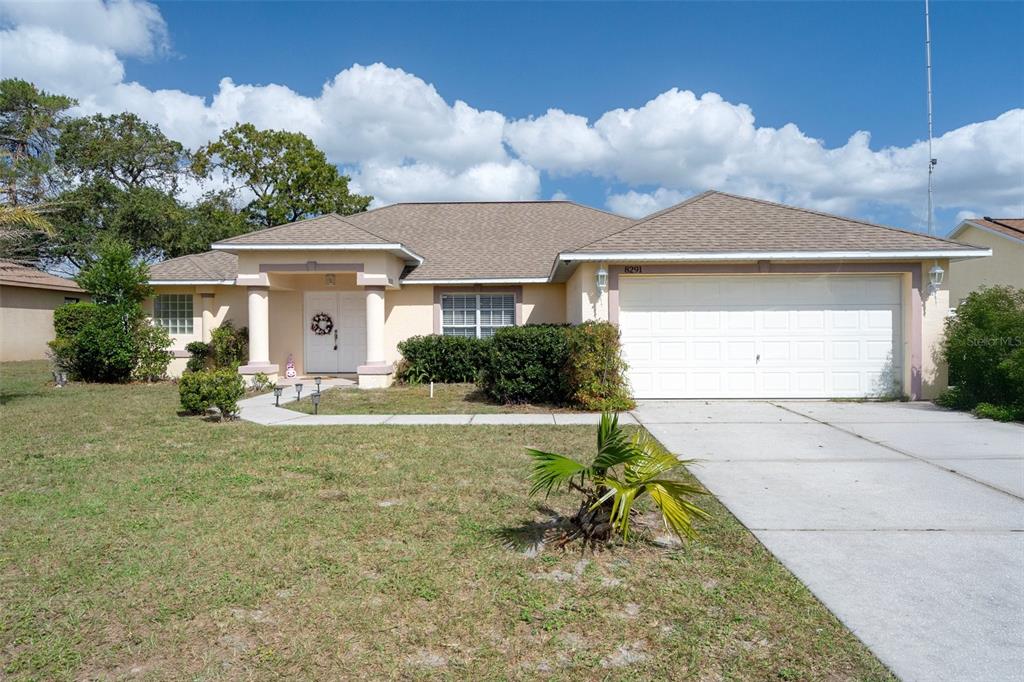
(608, 262), (925, 400)
(432, 285), (523, 334)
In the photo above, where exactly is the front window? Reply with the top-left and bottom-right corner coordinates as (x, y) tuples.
(441, 293), (515, 338)
(154, 294), (194, 334)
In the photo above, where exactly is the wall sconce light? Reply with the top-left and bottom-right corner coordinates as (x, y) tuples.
(929, 263), (944, 294)
(325, 274), (336, 287)
(311, 391), (321, 415)
(596, 265), (608, 292)
(294, 383), (303, 401)
(273, 386), (282, 407)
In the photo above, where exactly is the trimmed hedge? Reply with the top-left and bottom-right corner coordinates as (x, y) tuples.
(396, 334), (490, 383)
(179, 368), (246, 418)
(479, 324), (571, 404)
(565, 321), (634, 411)
(938, 286), (1024, 421)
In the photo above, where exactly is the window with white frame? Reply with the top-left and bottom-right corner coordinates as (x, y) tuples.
(154, 294), (194, 334)
(441, 293), (515, 338)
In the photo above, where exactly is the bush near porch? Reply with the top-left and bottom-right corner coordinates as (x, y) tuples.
(938, 286), (1024, 421)
(396, 322), (634, 411)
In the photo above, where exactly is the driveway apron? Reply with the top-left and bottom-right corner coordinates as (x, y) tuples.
(634, 400), (1024, 682)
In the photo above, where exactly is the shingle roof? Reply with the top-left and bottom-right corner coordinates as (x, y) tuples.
(572, 191), (986, 254)
(0, 261), (82, 292)
(336, 201), (632, 280)
(962, 217), (1024, 242)
(149, 250), (238, 282)
(215, 213), (393, 246)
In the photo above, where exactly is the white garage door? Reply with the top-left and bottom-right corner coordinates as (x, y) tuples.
(620, 275), (903, 399)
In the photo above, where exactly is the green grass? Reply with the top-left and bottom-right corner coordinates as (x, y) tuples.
(0, 361), (893, 680)
(286, 381), (574, 414)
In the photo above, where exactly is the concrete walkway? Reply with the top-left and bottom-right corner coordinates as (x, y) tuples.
(237, 383), (635, 425)
(634, 400), (1024, 682)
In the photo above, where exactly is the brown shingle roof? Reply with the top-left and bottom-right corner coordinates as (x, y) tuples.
(963, 217), (1024, 242)
(215, 213), (393, 246)
(332, 201), (632, 280)
(0, 261), (82, 292)
(149, 250), (238, 282)
(573, 191), (986, 255)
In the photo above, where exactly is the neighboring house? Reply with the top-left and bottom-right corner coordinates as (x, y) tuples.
(0, 262), (86, 362)
(947, 217), (1024, 305)
(147, 190), (989, 399)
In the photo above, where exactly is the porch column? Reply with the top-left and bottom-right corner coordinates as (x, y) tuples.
(200, 293), (215, 343)
(246, 285), (270, 366)
(357, 285), (392, 388)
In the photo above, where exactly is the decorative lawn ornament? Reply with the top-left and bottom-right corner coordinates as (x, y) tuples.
(310, 312), (334, 335)
(285, 354), (296, 379)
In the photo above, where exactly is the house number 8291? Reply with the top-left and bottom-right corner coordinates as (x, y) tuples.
(624, 265), (642, 274)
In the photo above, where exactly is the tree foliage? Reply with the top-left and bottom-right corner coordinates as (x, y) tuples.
(0, 78), (75, 206)
(192, 122), (371, 227)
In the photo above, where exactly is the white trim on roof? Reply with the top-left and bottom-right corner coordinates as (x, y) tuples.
(150, 279), (236, 286)
(558, 249), (991, 262)
(212, 242), (424, 263)
(950, 220), (1024, 245)
(402, 277), (550, 285)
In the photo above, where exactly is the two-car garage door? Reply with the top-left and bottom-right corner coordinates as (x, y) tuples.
(620, 275), (903, 399)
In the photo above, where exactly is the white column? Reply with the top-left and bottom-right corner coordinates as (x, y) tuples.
(200, 293), (215, 343)
(364, 286), (385, 365)
(247, 286), (270, 365)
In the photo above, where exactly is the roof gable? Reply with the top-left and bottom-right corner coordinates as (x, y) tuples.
(572, 191), (985, 255)
(149, 251), (238, 282)
(955, 217), (1024, 243)
(214, 213), (393, 246)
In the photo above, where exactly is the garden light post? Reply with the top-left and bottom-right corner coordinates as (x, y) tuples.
(314, 376), (322, 394)
(295, 383), (303, 402)
(311, 391), (321, 415)
(273, 386), (283, 407)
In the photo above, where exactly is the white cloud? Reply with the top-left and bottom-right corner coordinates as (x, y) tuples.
(0, 0), (168, 57)
(507, 89), (1024, 221)
(606, 188), (690, 218)
(2, 0), (1021, 222)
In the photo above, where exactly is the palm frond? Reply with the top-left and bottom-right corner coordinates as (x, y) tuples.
(0, 205), (54, 236)
(526, 449), (588, 497)
(646, 480), (710, 541)
(592, 412), (637, 472)
(623, 437), (681, 485)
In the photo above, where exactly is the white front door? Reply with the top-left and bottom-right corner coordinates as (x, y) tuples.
(304, 291), (366, 373)
(620, 274), (903, 399)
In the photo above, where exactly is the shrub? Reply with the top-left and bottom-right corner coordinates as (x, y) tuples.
(53, 302), (98, 339)
(479, 324), (570, 404)
(185, 341), (212, 373)
(66, 305), (140, 382)
(972, 402), (1024, 422)
(178, 368), (246, 419)
(74, 238), (153, 307)
(565, 321), (635, 411)
(396, 334), (489, 383)
(210, 321), (248, 369)
(133, 323), (172, 382)
(249, 372), (273, 392)
(942, 286), (1024, 417)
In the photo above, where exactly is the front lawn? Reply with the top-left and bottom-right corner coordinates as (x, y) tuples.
(286, 381), (573, 414)
(0, 361), (892, 680)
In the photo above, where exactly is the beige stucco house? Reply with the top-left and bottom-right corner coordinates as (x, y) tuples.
(947, 217), (1024, 305)
(148, 191), (990, 399)
(0, 262), (86, 362)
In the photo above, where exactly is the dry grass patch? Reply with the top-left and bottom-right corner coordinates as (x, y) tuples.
(1, 361), (892, 680)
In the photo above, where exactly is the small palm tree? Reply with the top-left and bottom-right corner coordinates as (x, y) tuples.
(527, 413), (709, 548)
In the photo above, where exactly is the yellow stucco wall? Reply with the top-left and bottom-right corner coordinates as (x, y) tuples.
(522, 284), (566, 324)
(948, 227), (1024, 305)
(0, 285), (85, 361)
(565, 262), (607, 323)
(384, 285), (434, 364)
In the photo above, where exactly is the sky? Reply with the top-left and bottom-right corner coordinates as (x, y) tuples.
(1, 0), (1022, 235)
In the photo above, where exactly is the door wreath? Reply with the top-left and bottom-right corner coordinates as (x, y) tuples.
(310, 312), (334, 335)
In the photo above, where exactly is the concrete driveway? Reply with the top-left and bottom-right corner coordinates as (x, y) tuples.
(635, 400), (1024, 682)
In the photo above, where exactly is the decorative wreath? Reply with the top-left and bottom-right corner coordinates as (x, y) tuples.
(310, 312), (334, 335)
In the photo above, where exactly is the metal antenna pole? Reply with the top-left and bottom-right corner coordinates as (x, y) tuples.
(924, 0), (936, 238)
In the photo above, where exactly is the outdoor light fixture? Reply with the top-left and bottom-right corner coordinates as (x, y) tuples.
(596, 265), (609, 292)
(311, 391), (321, 415)
(295, 383), (303, 401)
(929, 263), (945, 295)
(273, 386), (283, 407)
(314, 376), (322, 392)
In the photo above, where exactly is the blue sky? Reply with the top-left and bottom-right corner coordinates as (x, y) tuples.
(2, 1), (1022, 232)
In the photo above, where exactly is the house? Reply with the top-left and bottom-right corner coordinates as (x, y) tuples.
(947, 217), (1024, 305)
(0, 262), (86, 362)
(147, 191), (990, 400)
